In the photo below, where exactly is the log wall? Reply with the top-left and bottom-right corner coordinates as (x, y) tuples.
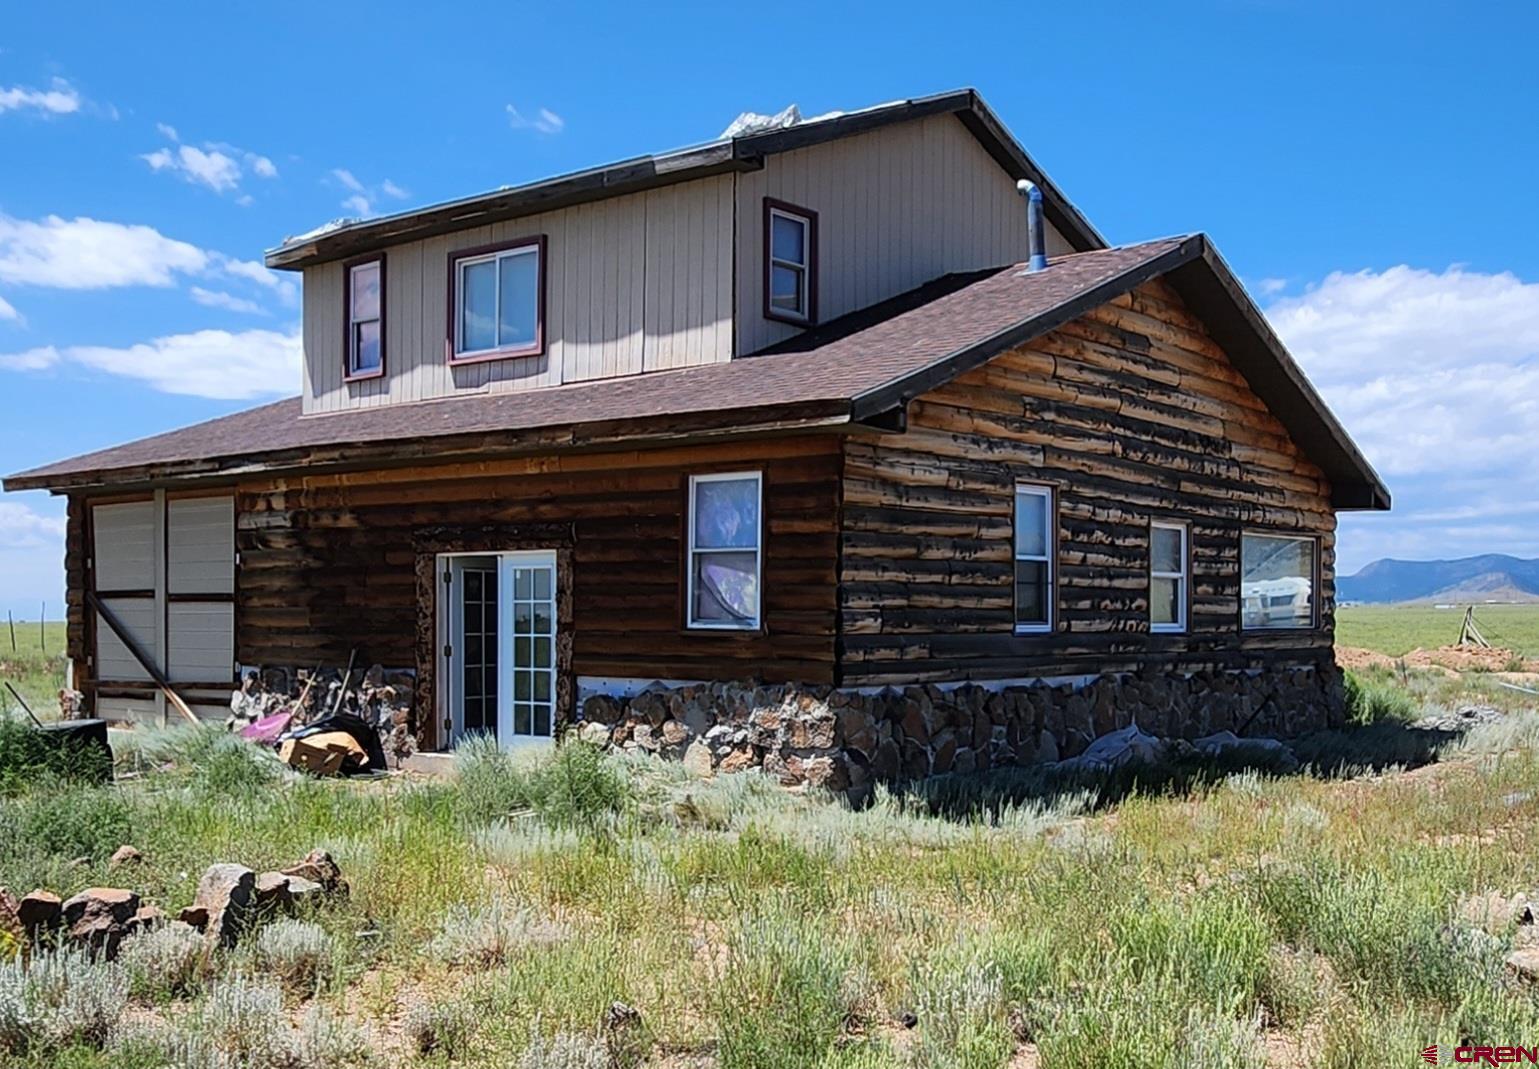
(232, 436), (842, 686)
(838, 278), (1337, 685)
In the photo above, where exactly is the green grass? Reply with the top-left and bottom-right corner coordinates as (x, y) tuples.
(1337, 603), (1539, 658)
(6, 692), (1539, 1066)
(0, 619), (69, 722)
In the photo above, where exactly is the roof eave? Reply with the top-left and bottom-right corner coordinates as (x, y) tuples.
(264, 89), (1105, 271)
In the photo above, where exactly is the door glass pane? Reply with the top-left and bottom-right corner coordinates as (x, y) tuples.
(533, 606), (552, 633)
(771, 214), (805, 264)
(1015, 560), (1048, 626)
(694, 478), (759, 549)
(1152, 526), (1183, 574)
(515, 704), (531, 735)
(515, 671), (530, 701)
(459, 259), (497, 353)
(692, 551), (759, 623)
(515, 569), (533, 600)
(770, 264), (803, 312)
(534, 672), (550, 701)
(514, 602), (532, 633)
(533, 636), (551, 668)
(532, 566), (551, 600)
(533, 703), (551, 737)
(1151, 576), (1180, 625)
(1015, 492), (1048, 558)
(514, 637), (530, 667)
(497, 250), (539, 348)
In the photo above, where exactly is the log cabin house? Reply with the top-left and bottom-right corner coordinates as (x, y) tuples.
(4, 89), (1388, 781)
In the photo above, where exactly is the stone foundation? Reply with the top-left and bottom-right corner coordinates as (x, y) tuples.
(578, 665), (1346, 789)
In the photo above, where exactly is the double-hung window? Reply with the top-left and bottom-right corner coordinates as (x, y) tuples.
(1241, 532), (1317, 630)
(764, 199), (816, 324)
(1013, 484), (1054, 632)
(1150, 521), (1188, 632)
(687, 472), (762, 630)
(451, 236), (544, 361)
(344, 257), (384, 379)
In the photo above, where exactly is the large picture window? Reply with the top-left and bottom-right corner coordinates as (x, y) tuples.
(450, 237), (544, 361)
(344, 257), (383, 380)
(687, 472), (762, 630)
(1241, 533), (1317, 630)
(1150, 521), (1188, 633)
(764, 198), (816, 325)
(1014, 484), (1054, 632)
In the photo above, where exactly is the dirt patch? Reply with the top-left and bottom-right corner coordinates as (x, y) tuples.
(1336, 644), (1534, 674)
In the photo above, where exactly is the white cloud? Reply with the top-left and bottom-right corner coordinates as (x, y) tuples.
(217, 256), (298, 304)
(0, 78), (80, 116)
(506, 104), (564, 134)
(381, 179), (408, 200)
(0, 294), (16, 321)
(0, 328), (300, 400)
(1266, 264), (1539, 571)
(331, 168), (364, 193)
(190, 286), (266, 315)
(0, 501), (66, 549)
(143, 127), (279, 194)
(327, 169), (405, 218)
(0, 213), (208, 288)
(341, 194), (371, 216)
(1256, 277), (1287, 297)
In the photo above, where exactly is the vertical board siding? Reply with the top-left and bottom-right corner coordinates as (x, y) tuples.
(167, 602), (235, 682)
(233, 437), (841, 685)
(838, 278), (1337, 686)
(95, 598), (157, 681)
(166, 497), (235, 594)
(92, 501), (155, 590)
(736, 113), (1075, 355)
(302, 178), (735, 413)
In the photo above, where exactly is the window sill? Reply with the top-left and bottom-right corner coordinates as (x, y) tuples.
(1150, 624), (1187, 635)
(685, 623), (764, 636)
(1014, 624), (1052, 635)
(343, 368), (385, 383)
(449, 344), (544, 367)
(764, 309), (813, 328)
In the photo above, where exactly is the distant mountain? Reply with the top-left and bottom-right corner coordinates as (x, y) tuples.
(1338, 555), (1539, 604)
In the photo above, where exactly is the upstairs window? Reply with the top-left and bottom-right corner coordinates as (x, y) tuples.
(1014, 484), (1054, 633)
(1241, 532), (1317, 630)
(1150, 521), (1188, 633)
(687, 472), (762, 630)
(451, 236), (545, 361)
(764, 199), (816, 324)
(344, 257), (383, 380)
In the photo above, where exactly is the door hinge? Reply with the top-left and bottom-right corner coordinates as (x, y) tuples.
(442, 569), (452, 585)
(443, 643), (452, 659)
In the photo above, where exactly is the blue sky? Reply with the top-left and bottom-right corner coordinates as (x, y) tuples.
(2, 2), (1538, 616)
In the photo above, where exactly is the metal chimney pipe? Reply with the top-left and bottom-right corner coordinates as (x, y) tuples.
(1016, 179), (1048, 272)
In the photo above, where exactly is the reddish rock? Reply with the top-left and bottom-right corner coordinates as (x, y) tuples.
(18, 889), (62, 939)
(931, 730), (958, 775)
(899, 706), (930, 747)
(192, 864), (255, 947)
(109, 845), (143, 869)
(177, 905), (209, 931)
(61, 887), (141, 957)
(281, 849), (348, 898)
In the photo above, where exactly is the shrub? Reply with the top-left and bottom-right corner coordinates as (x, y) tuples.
(456, 733), (536, 823)
(0, 780), (132, 866)
(518, 1027), (611, 1069)
(712, 906), (856, 1069)
(119, 921), (209, 998)
(1343, 670), (1416, 725)
(136, 724), (279, 793)
(0, 945), (129, 1055)
(403, 998), (476, 1057)
(254, 918), (333, 993)
(0, 716), (112, 792)
(527, 740), (633, 830)
(907, 962), (1013, 1069)
(429, 898), (569, 968)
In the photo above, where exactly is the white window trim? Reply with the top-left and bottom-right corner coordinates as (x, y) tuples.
(1013, 483), (1054, 635)
(1150, 520), (1188, 634)
(1240, 531), (1319, 631)
(687, 471), (763, 631)
(346, 259), (382, 377)
(453, 242), (541, 360)
(767, 206), (811, 322)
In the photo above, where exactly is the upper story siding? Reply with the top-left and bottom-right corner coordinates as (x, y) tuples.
(300, 112), (1073, 415)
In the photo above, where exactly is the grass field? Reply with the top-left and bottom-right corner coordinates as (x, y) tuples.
(1337, 602), (1539, 658)
(5, 697), (1539, 1067)
(0, 620), (68, 722)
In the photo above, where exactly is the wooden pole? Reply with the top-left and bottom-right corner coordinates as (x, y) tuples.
(3, 681), (45, 729)
(6, 611), (13, 653)
(39, 603), (45, 652)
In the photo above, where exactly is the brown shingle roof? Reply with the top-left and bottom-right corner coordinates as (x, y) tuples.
(3, 235), (1387, 509)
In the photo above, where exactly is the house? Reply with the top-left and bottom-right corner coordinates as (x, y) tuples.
(4, 89), (1388, 783)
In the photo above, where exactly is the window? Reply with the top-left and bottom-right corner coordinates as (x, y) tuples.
(1150, 521), (1188, 632)
(451, 237), (544, 361)
(764, 199), (816, 324)
(1013, 485), (1054, 632)
(1241, 533), (1317, 630)
(344, 257), (383, 379)
(687, 472), (762, 630)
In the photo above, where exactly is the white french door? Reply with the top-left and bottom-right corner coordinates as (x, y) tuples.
(441, 550), (558, 749)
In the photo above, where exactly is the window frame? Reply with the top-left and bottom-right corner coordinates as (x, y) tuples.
(445, 234), (547, 365)
(341, 254), (386, 382)
(685, 470), (764, 632)
(762, 198), (818, 326)
(1149, 520), (1189, 634)
(1013, 483), (1055, 634)
(1239, 530), (1320, 632)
